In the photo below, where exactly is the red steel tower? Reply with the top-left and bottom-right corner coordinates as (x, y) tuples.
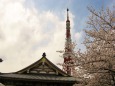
(63, 8), (75, 75)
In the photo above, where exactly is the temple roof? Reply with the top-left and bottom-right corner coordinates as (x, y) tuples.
(0, 73), (78, 83)
(16, 53), (68, 76)
(0, 53), (78, 83)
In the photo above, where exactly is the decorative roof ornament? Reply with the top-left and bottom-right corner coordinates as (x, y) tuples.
(0, 58), (3, 62)
(42, 52), (46, 57)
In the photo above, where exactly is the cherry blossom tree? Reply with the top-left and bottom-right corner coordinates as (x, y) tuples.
(78, 6), (115, 86)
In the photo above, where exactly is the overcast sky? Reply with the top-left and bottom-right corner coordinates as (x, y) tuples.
(0, 0), (114, 73)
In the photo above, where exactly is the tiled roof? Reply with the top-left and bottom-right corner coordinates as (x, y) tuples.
(0, 73), (77, 83)
(16, 56), (68, 76)
(0, 53), (81, 84)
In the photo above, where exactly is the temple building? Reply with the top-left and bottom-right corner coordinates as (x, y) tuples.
(0, 9), (80, 86)
(0, 53), (79, 86)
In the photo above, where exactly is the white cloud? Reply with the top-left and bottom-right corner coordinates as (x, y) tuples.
(74, 32), (82, 41)
(0, 0), (75, 72)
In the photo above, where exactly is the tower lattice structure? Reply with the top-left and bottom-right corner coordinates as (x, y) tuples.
(63, 8), (75, 75)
